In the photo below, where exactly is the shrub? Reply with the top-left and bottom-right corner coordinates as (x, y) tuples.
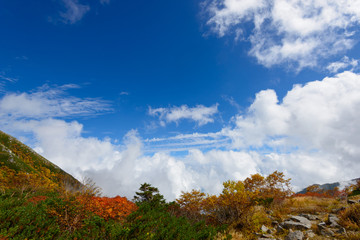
(339, 204), (360, 231)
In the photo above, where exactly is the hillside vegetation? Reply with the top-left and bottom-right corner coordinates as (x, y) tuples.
(1, 130), (360, 239)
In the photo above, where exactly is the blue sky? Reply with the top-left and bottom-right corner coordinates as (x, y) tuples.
(1, 0), (360, 199)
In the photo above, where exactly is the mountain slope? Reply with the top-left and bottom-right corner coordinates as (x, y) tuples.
(298, 178), (360, 194)
(0, 130), (81, 191)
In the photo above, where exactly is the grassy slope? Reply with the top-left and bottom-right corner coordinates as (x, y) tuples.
(0, 130), (81, 190)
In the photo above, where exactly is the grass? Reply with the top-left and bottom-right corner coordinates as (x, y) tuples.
(270, 196), (343, 219)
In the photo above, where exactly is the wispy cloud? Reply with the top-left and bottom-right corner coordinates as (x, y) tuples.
(204, 0), (360, 70)
(0, 74), (17, 83)
(149, 104), (219, 126)
(327, 56), (359, 73)
(59, 0), (90, 24)
(99, 0), (110, 5)
(0, 84), (111, 121)
(15, 56), (29, 61)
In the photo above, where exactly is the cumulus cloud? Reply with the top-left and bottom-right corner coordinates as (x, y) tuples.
(204, 0), (360, 69)
(147, 71), (360, 191)
(59, 0), (90, 24)
(2, 72), (360, 199)
(149, 104), (219, 126)
(327, 56), (359, 73)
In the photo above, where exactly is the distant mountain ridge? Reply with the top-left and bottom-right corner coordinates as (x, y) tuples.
(0, 130), (81, 191)
(298, 178), (360, 194)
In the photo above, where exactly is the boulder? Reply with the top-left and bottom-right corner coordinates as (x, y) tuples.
(327, 214), (340, 228)
(336, 227), (347, 235)
(317, 222), (326, 230)
(320, 227), (335, 237)
(305, 230), (315, 238)
(299, 213), (319, 220)
(285, 230), (304, 240)
(282, 221), (311, 230)
(289, 215), (312, 225)
(261, 225), (272, 234)
(281, 215), (311, 230)
(276, 224), (285, 233)
(348, 199), (358, 204)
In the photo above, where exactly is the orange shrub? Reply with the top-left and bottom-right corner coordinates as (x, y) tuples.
(78, 196), (137, 221)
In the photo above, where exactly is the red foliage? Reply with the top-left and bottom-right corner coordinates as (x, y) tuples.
(78, 196), (137, 221)
(27, 195), (48, 204)
(293, 190), (341, 198)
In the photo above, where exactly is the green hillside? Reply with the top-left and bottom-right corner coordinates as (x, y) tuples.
(0, 130), (81, 192)
(0, 130), (359, 239)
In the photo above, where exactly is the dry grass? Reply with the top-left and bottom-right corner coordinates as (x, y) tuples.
(339, 204), (360, 231)
(215, 229), (248, 240)
(270, 196), (343, 219)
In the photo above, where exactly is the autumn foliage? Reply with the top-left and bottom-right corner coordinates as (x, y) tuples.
(78, 196), (137, 221)
(177, 171), (293, 229)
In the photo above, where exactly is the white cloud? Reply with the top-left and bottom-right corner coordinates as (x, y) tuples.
(2, 71), (360, 199)
(0, 74), (17, 83)
(0, 84), (111, 121)
(204, 0), (360, 69)
(327, 56), (359, 73)
(149, 104), (219, 126)
(60, 0), (90, 24)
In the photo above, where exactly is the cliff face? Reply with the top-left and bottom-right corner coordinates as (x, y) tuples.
(0, 130), (81, 191)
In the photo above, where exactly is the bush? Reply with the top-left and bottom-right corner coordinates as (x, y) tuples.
(339, 204), (360, 231)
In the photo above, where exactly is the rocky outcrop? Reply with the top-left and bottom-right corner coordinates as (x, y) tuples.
(284, 230), (303, 240)
(281, 215), (311, 230)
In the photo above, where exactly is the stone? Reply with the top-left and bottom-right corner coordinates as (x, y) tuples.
(317, 222), (326, 230)
(348, 199), (358, 204)
(256, 233), (275, 239)
(282, 221), (311, 230)
(272, 221), (279, 226)
(289, 215), (312, 225)
(320, 227), (335, 237)
(305, 230), (315, 238)
(336, 227), (347, 235)
(284, 230), (304, 240)
(299, 213), (319, 220)
(327, 214), (340, 228)
(276, 224), (285, 233)
(282, 216), (311, 230)
(261, 225), (270, 233)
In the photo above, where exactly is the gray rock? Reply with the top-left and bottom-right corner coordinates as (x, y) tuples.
(284, 230), (304, 240)
(282, 221), (311, 230)
(305, 230), (315, 238)
(320, 227), (335, 237)
(276, 224), (285, 233)
(317, 222), (326, 230)
(289, 215), (312, 225)
(272, 221), (279, 226)
(336, 227), (347, 235)
(256, 233), (275, 239)
(282, 216), (311, 230)
(299, 213), (319, 220)
(261, 225), (271, 234)
(327, 214), (340, 228)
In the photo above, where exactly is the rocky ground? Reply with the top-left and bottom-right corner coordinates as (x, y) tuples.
(254, 199), (360, 240)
